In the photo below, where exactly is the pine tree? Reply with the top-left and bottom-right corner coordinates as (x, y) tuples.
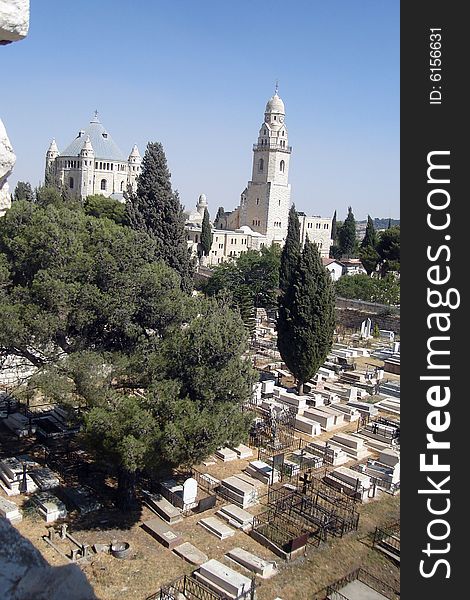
(361, 215), (377, 248)
(279, 204), (301, 293)
(277, 237), (336, 393)
(200, 207), (212, 257)
(338, 206), (357, 258)
(125, 142), (193, 291)
(13, 181), (34, 203)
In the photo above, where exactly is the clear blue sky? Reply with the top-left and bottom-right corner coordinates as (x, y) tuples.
(2, 0), (399, 221)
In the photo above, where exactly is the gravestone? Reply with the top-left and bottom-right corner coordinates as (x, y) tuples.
(360, 318), (372, 338)
(182, 477), (198, 505)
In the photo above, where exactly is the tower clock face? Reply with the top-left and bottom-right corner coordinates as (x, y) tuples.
(279, 116), (284, 123)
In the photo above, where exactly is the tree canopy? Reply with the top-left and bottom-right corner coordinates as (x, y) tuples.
(125, 142), (193, 291)
(0, 199), (255, 506)
(200, 207), (212, 257)
(13, 181), (34, 203)
(277, 237), (336, 392)
(337, 206), (357, 258)
(335, 273), (400, 305)
(202, 243), (280, 308)
(84, 194), (126, 225)
(279, 205), (301, 293)
(376, 226), (400, 275)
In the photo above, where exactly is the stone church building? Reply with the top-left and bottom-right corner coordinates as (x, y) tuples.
(45, 112), (141, 201)
(186, 89), (333, 264)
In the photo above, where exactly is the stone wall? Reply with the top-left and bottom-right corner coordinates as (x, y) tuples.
(335, 297), (400, 335)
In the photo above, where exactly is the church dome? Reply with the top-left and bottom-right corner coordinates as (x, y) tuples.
(60, 112), (125, 161)
(265, 93), (285, 114)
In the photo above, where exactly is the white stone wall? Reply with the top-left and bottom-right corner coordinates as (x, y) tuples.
(187, 225), (268, 266)
(298, 214), (333, 257)
(55, 158), (132, 198)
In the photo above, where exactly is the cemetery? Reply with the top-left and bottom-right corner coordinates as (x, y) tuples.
(0, 315), (400, 600)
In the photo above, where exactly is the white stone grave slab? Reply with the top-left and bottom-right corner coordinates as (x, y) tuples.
(196, 559), (252, 598)
(198, 517), (236, 539)
(226, 547), (277, 578)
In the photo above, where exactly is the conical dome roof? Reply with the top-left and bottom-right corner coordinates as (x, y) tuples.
(60, 112), (125, 160)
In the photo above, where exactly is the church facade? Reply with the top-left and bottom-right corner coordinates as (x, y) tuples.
(45, 112), (141, 201)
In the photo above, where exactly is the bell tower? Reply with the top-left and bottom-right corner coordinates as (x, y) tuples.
(240, 85), (292, 244)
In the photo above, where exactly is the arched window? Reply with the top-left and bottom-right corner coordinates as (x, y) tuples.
(69, 177), (74, 189)
(258, 158), (264, 172)
(280, 160), (285, 173)
(100, 179), (107, 191)
(120, 181), (124, 191)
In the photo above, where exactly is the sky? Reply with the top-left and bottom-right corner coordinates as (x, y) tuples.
(1, 0), (399, 221)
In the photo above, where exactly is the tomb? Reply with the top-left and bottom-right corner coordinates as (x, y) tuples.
(142, 517), (183, 550)
(198, 516), (236, 539)
(61, 486), (102, 514)
(142, 489), (183, 524)
(226, 547), (277, 578)
(302, 408), (335, 430)
(173, 542), (208, 566)
(216, 504), (254, 530)
(0, 496), (22, 523)
(231, 443), (253, 459)
(32, 492), (67, 523)
(294, 414), (321, 436)
(194, 559), (253, 599)
(215, 447), (238, 462)
(219, 475), (258, 508)
(245, 460), (279, 485)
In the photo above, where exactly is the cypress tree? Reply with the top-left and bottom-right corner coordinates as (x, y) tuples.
(338, 206), (357, 258)
(200, 207), (212, 256)
(279, 204), (301, 293)
(277, 236), (336, 393)
(361, 215), (377, 248)
(331, 210), (337, 241)
(125, 142), (193, 291)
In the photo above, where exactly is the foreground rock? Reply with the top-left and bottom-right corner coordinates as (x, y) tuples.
(0, 518), (97, 599)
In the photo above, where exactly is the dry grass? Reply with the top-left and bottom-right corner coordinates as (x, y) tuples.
(8, 466), (399, 600)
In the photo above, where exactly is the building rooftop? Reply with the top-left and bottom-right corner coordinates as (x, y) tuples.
(59, 112), (125, 161)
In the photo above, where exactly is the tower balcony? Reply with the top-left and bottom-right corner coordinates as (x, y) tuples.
(253, 143), (292, 153)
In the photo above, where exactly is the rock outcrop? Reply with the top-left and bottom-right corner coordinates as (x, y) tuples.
(0, 0), (29, 44)
(1, 0), (30, 216)
(0, 118), (15, 216)
(0, 518), (98, 599)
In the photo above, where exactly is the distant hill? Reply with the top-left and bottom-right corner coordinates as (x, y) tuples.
(372, 218), (400, 229)
(355, 218), (400, 240)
